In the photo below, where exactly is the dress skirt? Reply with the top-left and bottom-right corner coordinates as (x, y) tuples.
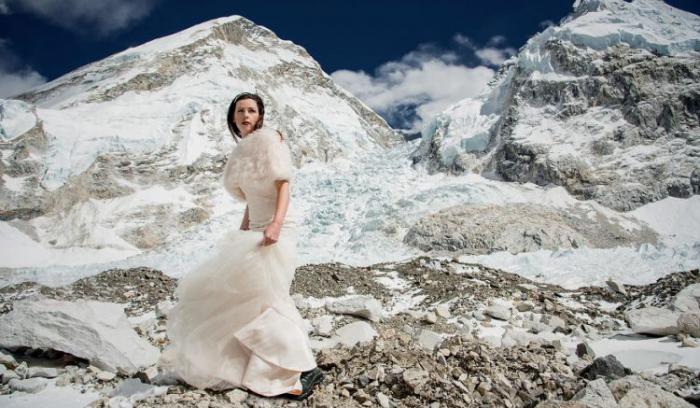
(160, 226), (317, 396)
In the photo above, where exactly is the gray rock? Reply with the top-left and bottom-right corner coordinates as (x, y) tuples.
(571, 378), (617, 408)
(576, 342), (596, 359)
(541, 314), (567, 331)
(677, 312), (700, 337)
(335, 321), (377, 347)
(422, 311), (438, 324)
(14, 361), (28, 379)
(8, 377), (48, 393)
(624, 307), (680, 336)
(0, 298), (160, 375)
(0, 350), (17, 368)
(619, 387), (693, 408)
(402, 368), (429, 391)
(435, 304), (451, 318)
(523, 319), (550, 334)
(226, 389), (248, 404)
(311, 315), (334, 337)
(27, 366), (59, 378)
(580, 355), (631, 381)
(485, 298), (512, 321)
(326, 295), (383, 321)
(97, 370), (117, 381)
(110, 378), (155, 398)
(673, 284), (700, 313)
(2, 369), (20, 384)
(376, 392), (391, 408)
(155, 300), (175, 319)
(605, 279), (627, 296)
(416, 329), (443, 351)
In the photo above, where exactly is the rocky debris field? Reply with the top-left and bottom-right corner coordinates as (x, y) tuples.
(0, 258), (698, 407)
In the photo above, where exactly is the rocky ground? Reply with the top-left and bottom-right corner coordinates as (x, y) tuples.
(0, 258), (698, 407)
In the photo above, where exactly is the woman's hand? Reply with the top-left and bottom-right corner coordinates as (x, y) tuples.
(261, 221), (282, 246)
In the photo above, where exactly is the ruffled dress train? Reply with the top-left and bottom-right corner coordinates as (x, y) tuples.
(160, 127), (316, 396)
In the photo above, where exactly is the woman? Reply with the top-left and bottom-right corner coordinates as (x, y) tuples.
(161, 92), (323, 400)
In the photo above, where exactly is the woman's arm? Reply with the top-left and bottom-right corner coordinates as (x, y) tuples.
(240, 205), (250, 230)
(261, 180), (290, 246)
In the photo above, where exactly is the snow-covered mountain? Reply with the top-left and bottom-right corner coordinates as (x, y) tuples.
(412, 0), (700, 211)
(1, 3), (698, 290)
(0, 16), (399, 265)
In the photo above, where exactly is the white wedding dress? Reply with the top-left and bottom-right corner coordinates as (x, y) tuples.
(160, 127), (316, 396)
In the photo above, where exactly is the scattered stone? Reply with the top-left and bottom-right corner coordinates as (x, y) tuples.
(677, 312), (700, 337)
(326, 295), (383, 321)
(606, 279), (627, 296)
(14, 361), (28, 379)
(541, 314), (566, 331)
(0, 298), (160, 375)
(402, 368), (429, 391)
(576, 342), (596, 359)
(0, 350), (17, 368)
(580, 355), (631, 381)
(516, 302), (535, 312)
(3, 370), (20, 385)
(8, 377), (48, 393)
(312, 315), (334, 337)
(136, 366), (159, 383)
(485, 298), (512, 321)
(436, 304), (451, 318)
(672, 283), (700, 313)
(624, 306), (680, 336)
(376, 392), (391, 408)
(416, 329), (443, 351)
(422, 311), (438, 324)
(335, 321), (378, 347)
(97, 370), (116, 381)
(155, 300), (175, 319)
(225, 388), (248, 404)
(571, 378), (617, 408)
(27, 366), (59, 378)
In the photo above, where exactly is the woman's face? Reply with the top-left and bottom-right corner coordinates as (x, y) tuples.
(234, 98), (260, 137)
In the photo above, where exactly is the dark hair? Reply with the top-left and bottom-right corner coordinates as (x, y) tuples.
(227, 92), (265, 141)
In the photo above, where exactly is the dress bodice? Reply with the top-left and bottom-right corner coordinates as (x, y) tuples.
(222, 127), (299, 230)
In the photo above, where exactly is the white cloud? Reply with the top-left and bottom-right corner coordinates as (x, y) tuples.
(5, 0), (158, 35)
(0, 1), (9, 14)
(475, 47), (516, 66)
(454, 34), (517, 67)
(0, 39), (46, 98)
(332, 35), (519, 132)
(332, 47), (494, 132)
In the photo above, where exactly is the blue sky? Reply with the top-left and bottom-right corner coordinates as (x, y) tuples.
(1, 0), (698, 130)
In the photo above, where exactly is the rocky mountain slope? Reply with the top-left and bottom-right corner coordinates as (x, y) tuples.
(0, 16), (400, 258)
(0, 260), (698, 407)
(412, 0), (700, 211)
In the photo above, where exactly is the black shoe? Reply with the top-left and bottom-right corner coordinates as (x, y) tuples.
(281, 368), (324, 400)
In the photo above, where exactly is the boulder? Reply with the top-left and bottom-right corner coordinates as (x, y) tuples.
(580, 355), (630, 381)
(8, 377), (48, 394)
(673, 283), (700, 313)
(416, 329), (443, 351)
(485, 298), (512, 321)
(624, 307), (680, 336)
(335, 321), (377, 347)
(677, 312), (700, 337)
(571, 378), (617, 408)
(326, 295), (383, 321)
(0, 298), (160, 375)
(608, 375), (694, 407)
(27, 366), (59, 378)
(311, 315), (334, 337)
